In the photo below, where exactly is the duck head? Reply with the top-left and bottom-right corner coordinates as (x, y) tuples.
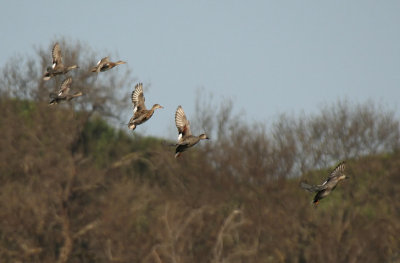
(152, 104), (164, 110)
(68, 65), (79, 70)
(199, 134), (209, 140)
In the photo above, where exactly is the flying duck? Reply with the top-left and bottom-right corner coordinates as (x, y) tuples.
(174, 105), (209, 158)
(128, 83), (163, 130)
(300, 161), (349, 206)
(91, 56), (126, 73)
(49, 77), (82, 105)
(43, 43), (79, 80)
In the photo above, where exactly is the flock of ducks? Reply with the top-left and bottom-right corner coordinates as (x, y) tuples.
(44, 43), (210, 160)
(43, 43), (349, 206)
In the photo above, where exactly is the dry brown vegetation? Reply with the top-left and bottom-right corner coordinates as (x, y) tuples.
(0, 40), (399, 263)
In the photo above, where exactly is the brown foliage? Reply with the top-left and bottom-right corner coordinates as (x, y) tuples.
(1, 40), (400, 263)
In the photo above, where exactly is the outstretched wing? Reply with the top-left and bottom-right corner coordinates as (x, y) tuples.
(328, 161), (346, 179)
(96, 56), (110, 72)
(175, 105), (192, 142)
(52, 43), (63, 68)
(97, 56), (109, 66)
(300, 182), (326, 192)
(58, 77), (72, 96)
(131, 83), (146, 114)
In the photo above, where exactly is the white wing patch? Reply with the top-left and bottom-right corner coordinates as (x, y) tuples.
(178, 133), (182, 141)
(96, 59), (102, 66)
(52, 63), (56, 69)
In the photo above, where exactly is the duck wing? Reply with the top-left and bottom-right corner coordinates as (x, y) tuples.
(175, 105), (192, 142)
(97, 56), (109, 66)
(131, 83), (147, 115)
(52, 43), (63, 68)
(300, 182), (326, 192)
(58, 77), (72, 96)
(96, 56), (110, 72)
(328, 161), (345, 179)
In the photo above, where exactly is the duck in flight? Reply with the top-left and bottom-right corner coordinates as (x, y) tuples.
(49, 77), (82, 105)
(91, 56), (126, 73)
(174, 105), (209, 158)
(128, 83), (163, 131)
(300, 161), (349, 206)
(43, 43), (78, 80)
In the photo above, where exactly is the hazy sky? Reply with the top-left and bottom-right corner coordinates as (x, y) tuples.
(1, 1), (399, 138)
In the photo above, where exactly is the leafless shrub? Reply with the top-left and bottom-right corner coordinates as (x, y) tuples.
(193, 93), (400, 181)
(1, 40), (399, 263)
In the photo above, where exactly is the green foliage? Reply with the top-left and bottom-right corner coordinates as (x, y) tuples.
(16, 99), (37, 121)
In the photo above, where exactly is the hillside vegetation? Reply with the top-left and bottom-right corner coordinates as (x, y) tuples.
(0, 40), (399, 263)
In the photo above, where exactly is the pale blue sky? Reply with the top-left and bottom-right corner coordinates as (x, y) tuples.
(1, 1), (399, 138)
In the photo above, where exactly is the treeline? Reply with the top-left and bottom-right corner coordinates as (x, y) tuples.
(0, 40), (399, 263)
